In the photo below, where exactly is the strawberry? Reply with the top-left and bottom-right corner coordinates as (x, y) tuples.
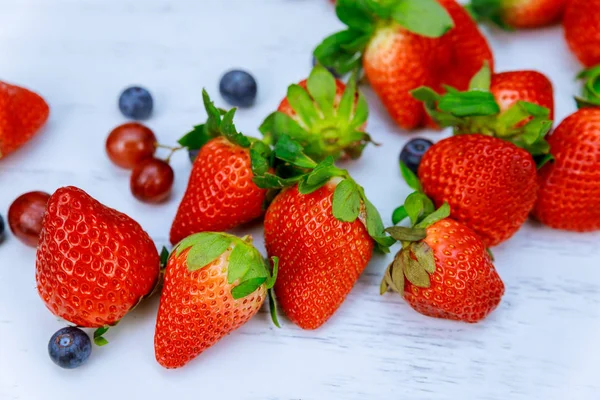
(170, 91), (269, 245)
(491, 70), (555, 120)
(314, 0), (493, 130)
(436, 0), (495, 92)
(382, 202), (504, 323)
(468, 0), (566, 29)
(260, 66), (372, 161)
(408, 65), (552, 246)
(154, 232), (277, 369)
(564, 0), (600, 68)
(533, 108), (600, 231)
(0, 81), (49, 159)
(256, 136), (394, 329)
(36, 186), (160, 329)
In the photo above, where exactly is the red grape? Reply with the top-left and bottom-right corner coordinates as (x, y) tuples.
(106, 122), (156, 169)
(130, 158), (174, 203)
(8, 191), (51, 247)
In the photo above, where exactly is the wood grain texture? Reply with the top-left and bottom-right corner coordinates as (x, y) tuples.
(0, 0), (599, 399)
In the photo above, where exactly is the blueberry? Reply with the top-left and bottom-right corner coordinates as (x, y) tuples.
(119, 86), (153, 120)
(312, 55), (340, 78)
(400, 138), (434, 174)
(219, 70), (257, 108)
(48, 327), (91, 369)
(0, 214), (4, 242)
(188, 148), (199, 163)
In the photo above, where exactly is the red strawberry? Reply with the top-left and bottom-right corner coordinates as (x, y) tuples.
(0, 81), (49, 159)
(491, 70), (555, 120)
(258, 139), (393, 329)
(383, 203), (504, 323)
(36, 186), (160, 328)
(154, 232), (277, 369)
(417, 134), (539, 246)
(469, 0), (566, 29)
(437, 0), (495, 91)
(261, 66), (372, 161)
(170, 91), (269, 245)
(533, 108), (600, 231)
(314, 0), (493, 130)
(564, 0), (600, 68)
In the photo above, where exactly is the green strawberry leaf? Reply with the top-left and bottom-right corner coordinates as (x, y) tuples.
(275, 134), (318, 169)
(265, 257), (278, 289)
(412, 242), (435, 273)
(313, 29), (368, 76)
(338, 75), (357, 122)
(390, 0), (454, 38)
(227, 242), (255, 284)
(468, 62), (492, 91)
(415, 202), (450, 229)
(400, 161), (422, 191)
(268, 288), (281, 328)
(576, 65), (600, 108)
(363, 197), (395, 252)
(438, 90), (500, 117)
(385, 226), (427, 241)
(404, 192), (434, 225)
(220, 109), (251, 148)
(468, 0), (515, 30)
(351, 92), (369, 129)
(534, 153), (554, 169)
(93, 326), (110, 347)
(253, 173), (304, 190)
(403, 249), (431, 288)
(250, 141), (272, 177)
(336, 0), (376, 33)
(231, 277), (267, 299)
(178, 124), (212, 150)
(159, 246), (169, 268)
(391, 205), (408, 225)
(332, 178), (361, 222)
(287, 84), (320, 128)
(179, 233), (232, 271)
(307, 65), (337, 118)
(298, 157), (346, 194)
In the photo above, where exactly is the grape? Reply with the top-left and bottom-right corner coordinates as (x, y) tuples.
(106, 123), (156, 169)
(130, 158), (174, 203)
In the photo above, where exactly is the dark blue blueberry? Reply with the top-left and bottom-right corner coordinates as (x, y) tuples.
(0, 214), (4, 242)
(119, 86), (153, 120)
(219, 70), (257, 108)
(400, 138), (434, 174)
(188, 148), (199, 163)
(48, 327), (91, 369)
(312, 55), (340, 78)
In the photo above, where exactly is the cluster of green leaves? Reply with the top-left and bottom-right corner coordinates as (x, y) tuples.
(381, 165), (451, 295)
(412, 63), (553, 158)
(259, 65), (371, 162)
(178, 89), (253, 151)
(253, 134), (394, 252)
(175, 232), (278, 301)
(313, 0), (454, 76)
(576, 66), (600, 109)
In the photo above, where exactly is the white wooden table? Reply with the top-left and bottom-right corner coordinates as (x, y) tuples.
(1, 1), (599, 399)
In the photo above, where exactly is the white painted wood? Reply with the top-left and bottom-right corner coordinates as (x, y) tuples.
(1, 1), (599, 399)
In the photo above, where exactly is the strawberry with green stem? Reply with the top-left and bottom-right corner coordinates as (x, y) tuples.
(260, 65), (373, 162)
(254, 136), (393, 329)
(402, 65), (552, 246)
(155, 232), (278, 369)
(383, 199), (505, 323)
(170, 90), (271, 245)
